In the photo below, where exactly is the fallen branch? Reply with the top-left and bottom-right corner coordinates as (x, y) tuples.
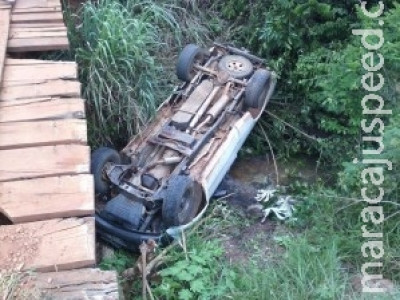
(122, 206), (221, 298)
(259, 124), (279, 186)
(140, 242), (148, 300)
(265, 111), (319, 141)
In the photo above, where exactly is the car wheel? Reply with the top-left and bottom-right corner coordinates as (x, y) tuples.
(162, 175), (202, 226)
(91, 147), (121, 194)
(176, 44), (209, 82)
(218, 55), (254, 79)
(244, 69), (271, 109)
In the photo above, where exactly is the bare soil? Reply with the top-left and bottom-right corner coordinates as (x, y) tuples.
(217, 155), (319, 265)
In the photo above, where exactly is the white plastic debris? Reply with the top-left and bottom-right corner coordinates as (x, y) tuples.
(255, 188), (297, 222)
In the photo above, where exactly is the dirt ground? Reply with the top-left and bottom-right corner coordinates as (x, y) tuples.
(217, 153), (325, 266)
(216, 155), (306, 265)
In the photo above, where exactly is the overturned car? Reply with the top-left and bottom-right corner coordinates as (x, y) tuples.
(93, 43), (277, 250)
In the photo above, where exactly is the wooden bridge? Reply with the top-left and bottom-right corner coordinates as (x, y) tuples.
(0, 1), (119, 298)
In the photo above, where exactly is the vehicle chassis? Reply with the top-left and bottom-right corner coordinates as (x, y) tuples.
(95, 43), (277, 250)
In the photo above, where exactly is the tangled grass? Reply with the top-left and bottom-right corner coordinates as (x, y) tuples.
(65, 0), (214, 147)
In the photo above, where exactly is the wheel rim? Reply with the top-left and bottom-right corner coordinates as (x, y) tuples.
(219, 55), (253, 79)
(227, 60), (245, 72)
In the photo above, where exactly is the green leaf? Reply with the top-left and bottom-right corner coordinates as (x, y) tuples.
(190, 279), (206, 293)
(176, 270), (194, 282)
(187, 264), (203, 276)
(178, 289), (193, 300)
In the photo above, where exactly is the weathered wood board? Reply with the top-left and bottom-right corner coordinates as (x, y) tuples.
(0, 119), (87, 149)
(13, 0), (61, 10)
(0, 98), (85, 122)
(0, 79), (81, 100)
(6, 58), (72, 65)
(3, 61), (77, 82)
(31, 269), (119, 299)
(2, 268), (120, 300)
(0, 4), (11, 83)
(11, 11), (64, 23)
(7, 0), (69, 52)
(0, 175), (94, 223)
(8, 36), (69, 52)
(0, 145), (90, 182)
(0, 218), (95, 272)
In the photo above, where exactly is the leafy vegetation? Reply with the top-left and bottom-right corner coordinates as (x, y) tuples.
(153, 238), (233, 299)
(220, 0), (399, 165)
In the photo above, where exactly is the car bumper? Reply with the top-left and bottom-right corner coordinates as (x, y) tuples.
(95, 214), (171, 251)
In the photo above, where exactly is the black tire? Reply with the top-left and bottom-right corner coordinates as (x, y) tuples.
(91, 147), (121, 194)
(162, 175), (202, 227)
(218, 55), (254, 79)
(244, 69), (271, 109)
(176, 44), (208, 82)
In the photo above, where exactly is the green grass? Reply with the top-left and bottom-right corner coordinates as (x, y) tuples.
(64, 0), (216, 148)
(231, 237), (347, 300)
(66, 0), (164, 147)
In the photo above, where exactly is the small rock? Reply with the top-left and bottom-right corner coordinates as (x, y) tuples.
(246, 204), (264, 218)
(100, 244), (115, 261)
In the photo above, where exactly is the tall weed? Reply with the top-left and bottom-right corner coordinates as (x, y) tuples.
(65, 0), (214, 147)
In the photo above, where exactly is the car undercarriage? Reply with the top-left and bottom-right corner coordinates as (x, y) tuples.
(93, 43), (277, 250)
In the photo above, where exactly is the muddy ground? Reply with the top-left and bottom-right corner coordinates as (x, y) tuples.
(216, 155), (317, 265)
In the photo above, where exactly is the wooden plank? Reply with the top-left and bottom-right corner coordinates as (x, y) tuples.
(7, 36), (69, 52)
(11, 11), (64, 23)
(10, 26), (66, 33)
(0, 144), (90, 182)
(0, 1), (12, 10)
(13, 0), (59, 9)
(9, 30), (67, 39)
(18, 269), (119, 299)
(6, 58), (72, 65)
(10, 22), (64, 28)
(0, 175), (94, 223)
(13, 7), (62, 13)
(0, 98), (85, 122)
(0, 79), (80, 100)
(9, 26), (67, 36)
(0, 96), (56, 105)
(0, 119), (87, 149)
(3, 62), (76, 82)
(0, 8), (11, 83)
(0, 218), (95, 272)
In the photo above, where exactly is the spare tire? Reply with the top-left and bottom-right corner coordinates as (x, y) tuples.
(218, 55), (254, 79)
(176, 44), (209, 82)
(244, 69), (271, 109)
(91, 147), (121, 195)
(162, 175), (202, 227)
